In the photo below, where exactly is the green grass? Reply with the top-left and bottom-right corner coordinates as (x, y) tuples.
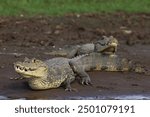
(0, 0), (149, 16)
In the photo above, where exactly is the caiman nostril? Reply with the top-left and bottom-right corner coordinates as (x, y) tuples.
(25, 68), (28, 71)
(16, 66), (19, 69)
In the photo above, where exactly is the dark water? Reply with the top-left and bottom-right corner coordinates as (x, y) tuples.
(66, 95), (150, 100)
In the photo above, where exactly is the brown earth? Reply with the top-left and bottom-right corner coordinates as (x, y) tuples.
(0, 12), (150, 99)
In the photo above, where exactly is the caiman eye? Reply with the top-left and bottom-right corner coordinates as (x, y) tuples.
(32, 58), (37, 63)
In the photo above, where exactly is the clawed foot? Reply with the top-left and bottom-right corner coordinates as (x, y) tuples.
(65, 87), (78, 92)
(143, 69), (150, 76)
(80, 76), (92, 86)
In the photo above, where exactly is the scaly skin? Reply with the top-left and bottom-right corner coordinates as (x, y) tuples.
(14, 57), (75, 90)
(13, 53), (147, 91)
(46, 36), (118, 58)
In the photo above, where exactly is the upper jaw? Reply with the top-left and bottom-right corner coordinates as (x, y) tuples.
(14, 64), (36, 72)
(14, 65), (37, 78)
(14, 68), (33, 78)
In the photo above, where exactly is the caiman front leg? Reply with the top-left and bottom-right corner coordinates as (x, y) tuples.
(69, 61), (92, 85)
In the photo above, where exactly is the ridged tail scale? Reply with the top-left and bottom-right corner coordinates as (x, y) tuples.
(71, 53), (132, 72)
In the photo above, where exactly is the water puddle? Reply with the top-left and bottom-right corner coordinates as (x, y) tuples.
(66, 94), (150, 100)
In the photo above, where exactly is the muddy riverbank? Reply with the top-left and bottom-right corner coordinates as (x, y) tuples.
(0, 13), (150, 99)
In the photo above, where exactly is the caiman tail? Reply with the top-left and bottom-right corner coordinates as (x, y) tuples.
(93, 53), (148, 75)
(76, 53), (148, 75)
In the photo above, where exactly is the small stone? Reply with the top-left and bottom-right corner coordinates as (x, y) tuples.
(122, 30), (132, 34)
(0, 66), (4, 69)
(3, 47), (6, 50)
(54, 30), (60, 35)
(120, 26), (127, 29)
(20, 14), (24, 17)
(76, 14), (80, 18)
(40, 41), (44, 45)
(0, 39), (3, 43)
(45, 31), (52, 35)
(55, 25), (63, 30)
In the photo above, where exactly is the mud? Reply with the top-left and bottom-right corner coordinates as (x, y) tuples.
(0, 12), (150, 99)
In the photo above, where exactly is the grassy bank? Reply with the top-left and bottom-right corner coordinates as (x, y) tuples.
(0, 0), (149, 16)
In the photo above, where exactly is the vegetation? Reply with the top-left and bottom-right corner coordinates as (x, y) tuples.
(0, 0), (149, 16)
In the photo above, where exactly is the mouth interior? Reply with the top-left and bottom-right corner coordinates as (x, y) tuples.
(111, 42), (117, 45)
(108, 42), (117, 46)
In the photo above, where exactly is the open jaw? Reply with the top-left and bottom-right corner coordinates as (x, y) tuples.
(102, 43), (117, 52)
(14, 65), (36, 78)
(14, 64), (40, 78)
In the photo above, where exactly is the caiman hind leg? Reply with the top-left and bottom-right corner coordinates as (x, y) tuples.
(63, 74), (77, 92)
(69, 61), (92, 85)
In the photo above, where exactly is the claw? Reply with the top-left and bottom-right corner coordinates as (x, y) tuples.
(85, 81), (90, 85)
(65, 88), (72, 91)
(81, 81), (84, 85)
(81, 78), (92, 86)
(65, 87), (78, 92)
(89, 82), (93, 86)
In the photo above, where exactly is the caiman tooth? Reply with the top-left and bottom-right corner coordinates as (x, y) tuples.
(19, 66), (24, 70)
(24, 68), (28, 71)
